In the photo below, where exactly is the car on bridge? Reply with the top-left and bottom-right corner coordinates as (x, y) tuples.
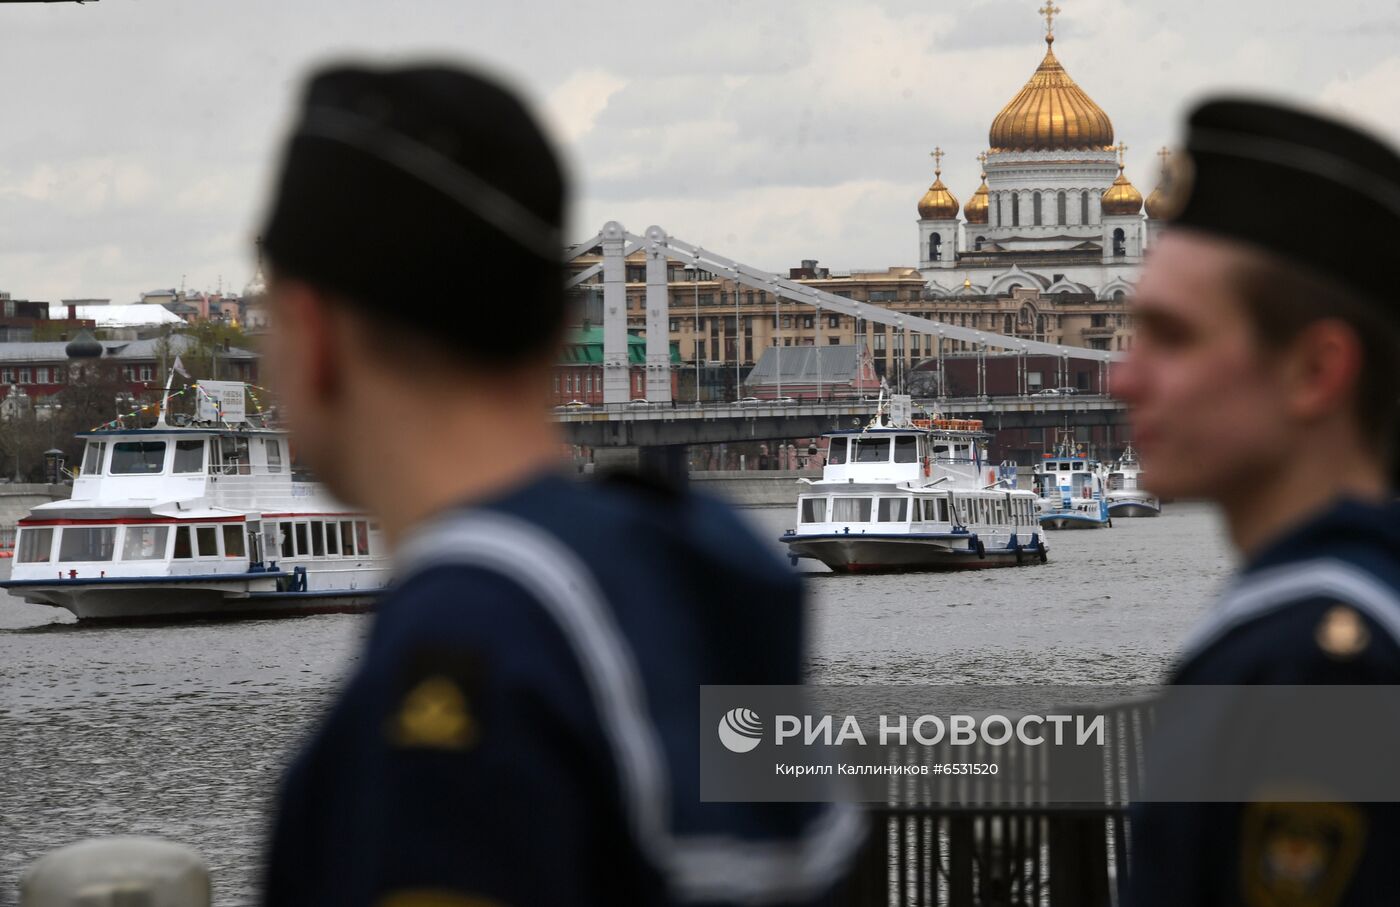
(1032, 388), (1060, 397)
(555, 400), (590, 409)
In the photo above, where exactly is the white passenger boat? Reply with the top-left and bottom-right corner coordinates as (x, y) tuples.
(2, 382), (389, 621)
(1033, 443), (1112, 530)
(780, 395), (1047, 573)
(1105, 445), (1161, 518)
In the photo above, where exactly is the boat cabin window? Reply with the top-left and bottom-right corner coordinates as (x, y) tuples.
(1072, 462), (1083, 470)
(220, 436), (252, 475)
(893, 436), (918, 464)
(195, 526), (219, 557)
(59, 527), (116, 562)
(826, 438), (847, 465)
(994, 501), (1005, 523)
(930, 444), (949, 460)
(223, 524), (246, 558)
(122, 526), (169, 561)
(311, 523), (325, 557)
(325, 522), (340, 555)
(173, 526), (193, 559)
(173, 439), (205, 474)
(877, 498), (909, 522)
(920, 498), (948, 522)
(279, 522), (293, 558)
(265, 439), (283, 473)
(294, 523), (309, 557)
(81, 441), (106, 476)
(110, 441), (167, 475)
(356, 521), (371, 556)
(831, 497), (872, 522)
(340, 522), (355, 556)
(17, 527), (54, 563)
(853, 438), (890, 463)
(800, 498), (826, 523)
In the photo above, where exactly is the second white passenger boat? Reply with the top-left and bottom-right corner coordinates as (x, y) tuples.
(1105, 445), (1161, 518)
(780, 395), (1047, 573)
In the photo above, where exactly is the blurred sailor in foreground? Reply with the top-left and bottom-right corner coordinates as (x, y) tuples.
(1118, 97), (1400, 905)
(256, 64), (861, 906)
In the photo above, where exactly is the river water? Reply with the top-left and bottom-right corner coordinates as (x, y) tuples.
(0, 502), (1234, 904)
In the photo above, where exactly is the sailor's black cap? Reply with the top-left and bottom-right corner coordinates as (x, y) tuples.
(1164, 97), (1400, 320)
(261, 63), (568, 362)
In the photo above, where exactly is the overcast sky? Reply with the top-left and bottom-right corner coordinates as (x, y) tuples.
(0, 0), (1395, 303)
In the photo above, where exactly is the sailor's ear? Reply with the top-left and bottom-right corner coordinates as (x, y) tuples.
(269, 278), (346, 407)
(1281, 318), (1364, 424)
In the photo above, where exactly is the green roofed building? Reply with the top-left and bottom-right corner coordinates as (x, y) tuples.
(554, 328), (681, 404)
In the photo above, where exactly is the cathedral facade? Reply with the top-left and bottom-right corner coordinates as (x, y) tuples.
(914, 8), (1170, 352)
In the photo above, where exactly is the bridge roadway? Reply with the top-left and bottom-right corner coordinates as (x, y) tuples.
(556, 395), (1126, 448)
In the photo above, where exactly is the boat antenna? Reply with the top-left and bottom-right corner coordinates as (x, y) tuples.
(154, 362), (178, 427)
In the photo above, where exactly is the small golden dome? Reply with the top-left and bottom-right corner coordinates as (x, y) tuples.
(989, 36), (1114, 152)
(964, 168), (990, 225)
(1145, 146), (1172, 219)
(1101, 164), (1143, 216)
(918, 170), (960, 220)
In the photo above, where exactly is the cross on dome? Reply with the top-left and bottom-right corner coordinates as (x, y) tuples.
(1039, 2), (1061, 42)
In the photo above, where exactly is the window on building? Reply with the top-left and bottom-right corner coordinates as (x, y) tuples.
(138, 366), (153, 381)
(974, 235), (986, 251)
(173, 439), (205, 474)
(35, 367), (49, 384)
(1012, 194), (1020, 226)
(827, 314), (839, 328)
(928, 232), (942, 261)
(1033, 192), (1043, 226)
(1113, 228), (1127, 257)
(18, 368), (31, 383)
(110, 441), (166, 475)
(1081, 191), (1090, 224)
(1057, 191), (1067, 225)
(802, 316), (813, 329)
(18, 527), (54, 563)
(0, 368), (12, 383)
(669, 319), (679, 332)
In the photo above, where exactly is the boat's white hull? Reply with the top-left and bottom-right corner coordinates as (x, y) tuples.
(1107, 496), (1161, 518)
(782, 533), (1048, 574)
(1, 574), (379, 621)
(1039, 513), (1112, 530)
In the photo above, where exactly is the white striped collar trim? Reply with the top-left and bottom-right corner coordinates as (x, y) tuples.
(1177, 557), (1400, 665)
(397, 511), (865, 904)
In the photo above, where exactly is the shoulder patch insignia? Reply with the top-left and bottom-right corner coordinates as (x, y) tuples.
(1241, 803), (1365, 907)
(1316, 605), (1371, 660)
(389, 675), (477, 751)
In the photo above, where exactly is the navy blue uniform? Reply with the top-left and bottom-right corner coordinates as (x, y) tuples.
(264, 472), (862, 906)
(1128, 498), (1400, 906)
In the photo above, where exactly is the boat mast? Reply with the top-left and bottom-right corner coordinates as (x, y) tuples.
(154, 364), (178, 427)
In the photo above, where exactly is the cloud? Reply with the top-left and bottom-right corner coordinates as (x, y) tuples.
(543, 69), (627, 144)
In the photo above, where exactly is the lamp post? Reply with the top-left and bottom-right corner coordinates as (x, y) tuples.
(685, 259), (701, 403)
(732, 267), (741, 403)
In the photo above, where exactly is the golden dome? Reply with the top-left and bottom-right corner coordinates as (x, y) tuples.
(1101, 164), (1143, 216)
(918, 169), (960, 220)
(989, 36), (1114, 152)
(1145, 146), (1173, 219)
(964, 170), (990, 225)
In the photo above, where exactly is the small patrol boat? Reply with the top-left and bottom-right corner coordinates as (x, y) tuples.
(1033, 438), (1112, 530)
(779, 393), (1047, 573)
(2, 381), (389, 621)
(1105, 445), (1161, 518)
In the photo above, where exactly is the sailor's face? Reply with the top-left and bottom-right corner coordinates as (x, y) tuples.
(1114, 231), (1294, 501)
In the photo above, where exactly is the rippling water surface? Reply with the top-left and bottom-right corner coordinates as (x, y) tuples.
(0, 502), (1232, 904)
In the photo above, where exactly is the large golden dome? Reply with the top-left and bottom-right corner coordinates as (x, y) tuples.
(1101, 164), (1143, 215)
(989, 36), (1114, 152)
(917, 170), (960, 220)
(964, 168), (990, 225)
